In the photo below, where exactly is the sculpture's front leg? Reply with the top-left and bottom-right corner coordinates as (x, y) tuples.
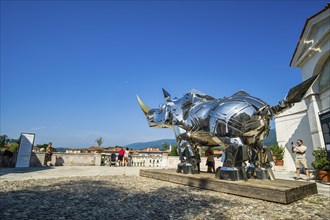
(173, 126), (190, 163)
(176, 140), (198, 174)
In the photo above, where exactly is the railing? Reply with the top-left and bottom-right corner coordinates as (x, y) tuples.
(131, 155), (163, 167)
(102, 155), (165, 167)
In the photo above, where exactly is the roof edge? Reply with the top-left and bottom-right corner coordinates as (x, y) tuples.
(290, 3), (330, 67)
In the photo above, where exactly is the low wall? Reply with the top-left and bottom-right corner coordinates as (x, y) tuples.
(50, 153), (102, 166)
(0, 152), (222, 169)
(0, 152), (102, 167)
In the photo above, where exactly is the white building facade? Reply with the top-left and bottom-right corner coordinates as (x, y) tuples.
(275, 4), (330, 171)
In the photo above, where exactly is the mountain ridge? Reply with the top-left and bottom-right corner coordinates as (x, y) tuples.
(125, 129), (277, 150)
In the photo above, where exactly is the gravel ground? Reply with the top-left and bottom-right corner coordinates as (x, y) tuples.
(0, 176), (329, 220)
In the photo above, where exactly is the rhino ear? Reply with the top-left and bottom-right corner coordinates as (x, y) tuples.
(162, 88), (171, 102)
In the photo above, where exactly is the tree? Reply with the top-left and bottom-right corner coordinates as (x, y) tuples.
(95, 137), (104, 146)
(0, 135), (9, 148)
(169, 145), (178, 156)
(161, 142), (170, 151)
(9, 138), (20, 144)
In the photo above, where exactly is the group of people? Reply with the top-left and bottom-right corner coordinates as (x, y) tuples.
(109, 147), (130, 166)
(193, 145), (218, 173)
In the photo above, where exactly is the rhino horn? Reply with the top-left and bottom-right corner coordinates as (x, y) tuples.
(162, 88), (171, 101)
(137, 95), (151, 115)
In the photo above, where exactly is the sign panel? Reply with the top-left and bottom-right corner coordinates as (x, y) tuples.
(16, 133), (35, 168)
(319, 110), (330, 160)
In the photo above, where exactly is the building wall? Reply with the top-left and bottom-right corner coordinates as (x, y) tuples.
(275, 5), (330, 171)
(275, 108), (313, 171)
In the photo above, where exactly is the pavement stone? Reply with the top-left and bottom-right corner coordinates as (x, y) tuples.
(0, 166), (329, 197)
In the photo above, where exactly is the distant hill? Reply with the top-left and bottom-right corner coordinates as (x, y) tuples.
(262, 129), (277, 146)
(125, 139), (178, 150)
(126, 129), (277, 149)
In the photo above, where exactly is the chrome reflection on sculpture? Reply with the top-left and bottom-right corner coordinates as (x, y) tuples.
(137, 75), (318, 180)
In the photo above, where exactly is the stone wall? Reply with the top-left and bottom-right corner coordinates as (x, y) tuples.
(0, 152), (102, 167)
(0, 152), (222, 169)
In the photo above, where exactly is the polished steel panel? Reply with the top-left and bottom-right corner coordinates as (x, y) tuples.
(137, 75), (318, 177)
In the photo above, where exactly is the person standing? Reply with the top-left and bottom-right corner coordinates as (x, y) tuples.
(124, 147), (130, 166)
(292, 139), (310, 181)
(118, 148), (125, 166)
(44, 142), (53, 166)
(205, 146), (215, 173)
(193, 146), (201, 173)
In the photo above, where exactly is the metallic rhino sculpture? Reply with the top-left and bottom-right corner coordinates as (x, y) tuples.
(137, 75), (317, 180)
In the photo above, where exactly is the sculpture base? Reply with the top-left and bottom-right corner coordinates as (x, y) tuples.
(255, 167), (276, 180)
(140, 169), (318, 204)
(177, 162), (194, 174)
(216, 167), (247, 181)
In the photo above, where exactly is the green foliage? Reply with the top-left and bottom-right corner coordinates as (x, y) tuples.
(9, 138), (20, 144)
(269, 144), (285, 160)
(0, 135), (9, 148)
(169, 145), (178, 156)
(1, 135), (19, 148)
(95, 137), (104, 146)
(312, 147), (330, 171)
(7, 142), (19, 152)
(161, 142), (169, 151)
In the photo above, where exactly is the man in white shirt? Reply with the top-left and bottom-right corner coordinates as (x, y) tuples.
(292, 139), (310, 181)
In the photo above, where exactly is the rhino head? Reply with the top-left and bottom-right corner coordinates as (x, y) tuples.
(137, 89), (173, 129)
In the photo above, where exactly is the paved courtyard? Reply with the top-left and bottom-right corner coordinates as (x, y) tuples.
(0, 166), (329, 219)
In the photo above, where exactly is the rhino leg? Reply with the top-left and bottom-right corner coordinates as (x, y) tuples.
(176, 140), (198, 174)
(217, 138), (249, 180)
(248, 143), (275, 180)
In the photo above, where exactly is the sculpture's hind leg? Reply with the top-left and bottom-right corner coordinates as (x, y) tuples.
(216, 138), (249, 181)
(249, 143), (275, 180)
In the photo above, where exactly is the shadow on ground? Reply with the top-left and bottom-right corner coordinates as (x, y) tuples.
(0, 176), (233, 220)
(0, 166), (53, 176)
(1, 176), (329, 220)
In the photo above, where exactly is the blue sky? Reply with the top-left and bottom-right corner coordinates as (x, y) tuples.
(1, 0), (328, 148)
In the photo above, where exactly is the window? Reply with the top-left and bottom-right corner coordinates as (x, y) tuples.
(318, 56), (330, 92)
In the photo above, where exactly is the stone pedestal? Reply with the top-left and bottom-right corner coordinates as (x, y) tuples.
(140, 169), (318, 204)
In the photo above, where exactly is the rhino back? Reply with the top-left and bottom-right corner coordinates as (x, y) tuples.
(209, 98), (269, 141)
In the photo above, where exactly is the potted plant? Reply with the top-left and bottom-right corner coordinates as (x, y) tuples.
(269, 144), (285, 166)
(311, 147), (330, 182)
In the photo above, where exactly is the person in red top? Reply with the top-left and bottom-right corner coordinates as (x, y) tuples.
(118, 148), (125, 166)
